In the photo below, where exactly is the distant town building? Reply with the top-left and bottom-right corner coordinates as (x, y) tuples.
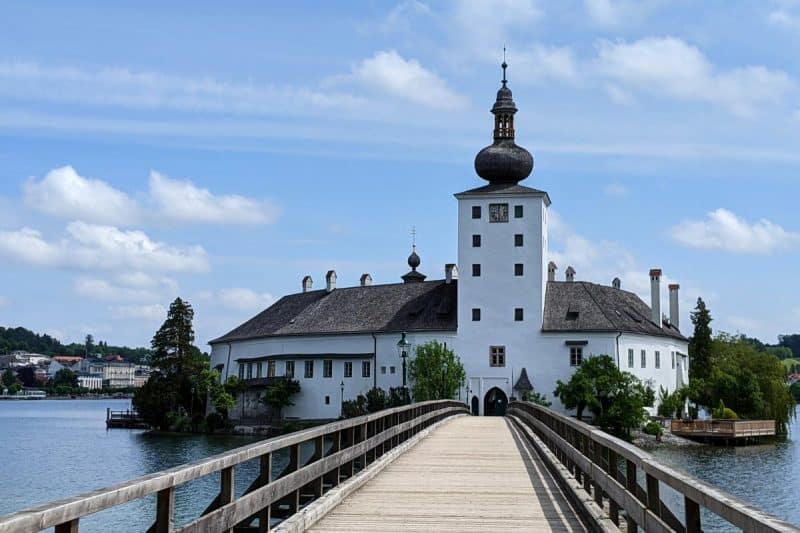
(77, 375), (103, 390)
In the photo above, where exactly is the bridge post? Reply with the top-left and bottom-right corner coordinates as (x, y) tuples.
(593, 441), (604, 508)
(155, 487), (175, 533)
(257, 453), (272, 533)
(220, 466), (235, 533)
(54, 519), (79, 533)
(625, 460), (638, 532)
(606, 449), (620, 526)
(685, 496), (702, 533)
(646, 472), (660, 521)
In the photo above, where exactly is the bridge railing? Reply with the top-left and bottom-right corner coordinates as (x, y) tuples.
(0, 400), (467, 533)
(507, 401), (798, 533)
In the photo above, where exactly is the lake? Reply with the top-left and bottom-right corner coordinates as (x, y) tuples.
(0, 400), (797, 531)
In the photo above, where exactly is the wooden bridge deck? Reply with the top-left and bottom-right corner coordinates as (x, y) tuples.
(308, 416), (587, 532)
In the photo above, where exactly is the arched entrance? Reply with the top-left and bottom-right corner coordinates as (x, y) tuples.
(471, 396), (479, 416)
(483, 387), (508, 416)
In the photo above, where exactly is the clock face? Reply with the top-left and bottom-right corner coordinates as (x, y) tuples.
(489, 203), (509, 223)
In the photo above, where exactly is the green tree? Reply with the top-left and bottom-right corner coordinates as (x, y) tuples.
(408, 340), (466, 401)
(2, 368), (16, 388)
(554, 355), (654, 440)
(790, 382), (800, 402)
(84, 334), (95, 357)
(150, 298), (204, 375)
(260, 379), (301, 420)
(53, 368), (78, 388)
(521, 388), (552, 407)
(689, 297), (713, 381)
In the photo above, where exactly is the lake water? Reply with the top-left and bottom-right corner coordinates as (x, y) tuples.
(0, 400), (797, 531)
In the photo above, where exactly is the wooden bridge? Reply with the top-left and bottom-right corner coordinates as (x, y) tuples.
(0, 400), (797, 533)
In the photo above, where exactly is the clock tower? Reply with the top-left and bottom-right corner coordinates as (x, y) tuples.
(454, 61), (551, 415)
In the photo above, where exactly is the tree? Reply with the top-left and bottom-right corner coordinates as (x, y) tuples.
(689, 297), (713, 381)
(408, 340), (466, 401)
(85, 334), (95, 357)
(554, 355), (654, 440)
(260, 379), (301, 420)
(2, 368), (16, 388)
(16, 366), (37, 387)
(521, 389), (551, 407)
(53, 368), (78, 388)
(150, 298), (204, 376)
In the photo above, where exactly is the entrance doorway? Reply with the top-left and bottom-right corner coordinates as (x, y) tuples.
(483, 387), (508, 416)
(471, 396), (479, 416)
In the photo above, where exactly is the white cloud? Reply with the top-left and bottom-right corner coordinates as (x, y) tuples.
(216, 288), (275, 312)
(110, 304), (167, 321)
(514, 45), (580, 84)
(669, 208), (800, 254)
(0, 222), (209, 272)
(74, 274), (177, 302)
(0, 61), (364, 117)
(595, 37), (794, 115)
(604, 83), (633, 104)
(381, 0), (432, 32)
(148, 171), (281, 225)
(21, 166), (280, 226)
(583, 0), (660, 28)
(450, 0), (542, 61)
(768, 9), (800, 30)
(347, 50), (467, 110)
(23, 166), (139, 225)
(584, 0), (620, 27)
(603, 182), (629, 196)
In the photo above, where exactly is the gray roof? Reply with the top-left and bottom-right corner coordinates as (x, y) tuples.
(210, 280), (457, 344)
(513, 367), (533, 391)
(455, 182), (551, 205)
(542, 281), (687, 341)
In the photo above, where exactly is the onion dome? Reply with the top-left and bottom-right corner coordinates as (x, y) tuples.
(474, 60), (534, 184)
(402, 245), (427, 283)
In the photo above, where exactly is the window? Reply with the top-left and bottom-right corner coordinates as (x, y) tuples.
(671, 351), (676, 369)
(472, 308), (481, 321)
(390, 366), (396, 374)
(655, 351), (661, 369)
(514, 263), (524, 276)
(489, 203), (509, 223)
(514, 205), (523, 218)
(489, 346), (506, 367)
(323, 359), (332, 378)
(514, 234), (523, 247)
(267, 361), (276, 377)
(344, 362), (353, 378)
(628, 349), (634, 368)
(472, 205), (481, 219)
(514, 308), (524, 321)
(256, 362), (263, 378)
(381, 366), (386, 375)
(285, 360), (295, 378)
(362, 361), (371, 378)
(246, 363), (253, 379)
(472, 234), (481, 247)
(304, 360), (314, 379)
(570, 346), (583, 366)
(325, 396), (330, 405)
(472, 264), (481, 277)
(641, 350), (647, 368)
(238, 363), (245, 379)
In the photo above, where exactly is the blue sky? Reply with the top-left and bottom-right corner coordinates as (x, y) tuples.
(0, 0), (799, 349)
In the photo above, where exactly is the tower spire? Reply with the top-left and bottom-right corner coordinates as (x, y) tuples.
(502, 47), (507, 87)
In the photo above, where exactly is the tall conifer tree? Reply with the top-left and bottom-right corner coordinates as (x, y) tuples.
(689, 297), (713, 381)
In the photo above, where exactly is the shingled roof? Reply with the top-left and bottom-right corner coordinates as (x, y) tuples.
(210, 280), (457, 344)
(542, 281), (687, 341)
(455, 182), (551, 204)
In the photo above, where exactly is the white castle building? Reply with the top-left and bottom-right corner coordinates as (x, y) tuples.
(209, 64), (689, 419)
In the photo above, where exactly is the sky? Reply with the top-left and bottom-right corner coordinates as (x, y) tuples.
(0, 0), (799, 350)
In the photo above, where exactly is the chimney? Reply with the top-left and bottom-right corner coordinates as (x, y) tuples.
(650, 269), (662, 327)
(565, 266), (576, 282)
(547, 261), (557, 282)
(612, 277), (621, 290)
(445, 264), (459, 284)
(360, 273), (372, 287)
(669, 284), (680, 330)
(326, 270), (337, 293)
(302, 275), (313, 293)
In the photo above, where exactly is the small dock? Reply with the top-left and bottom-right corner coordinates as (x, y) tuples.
(105, 408), (149, 429)
(670, 419), (776, 443)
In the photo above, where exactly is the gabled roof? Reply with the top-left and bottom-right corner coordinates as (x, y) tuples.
(210, 280), (457, 344)
(542, 281), (687, 341)
(513, 367), (533, 391)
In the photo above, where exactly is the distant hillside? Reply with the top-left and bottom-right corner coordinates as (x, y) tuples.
(0, 326), (152, 364)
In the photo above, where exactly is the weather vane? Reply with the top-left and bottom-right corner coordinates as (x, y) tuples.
(411, 225), (417, 249)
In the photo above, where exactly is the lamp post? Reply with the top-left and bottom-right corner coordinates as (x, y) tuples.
(396, 332), (411, 402)
(340, 381), (345, 418)
(441, 361), (448, 400)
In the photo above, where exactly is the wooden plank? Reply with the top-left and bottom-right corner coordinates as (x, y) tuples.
(154, 487), (174, 533)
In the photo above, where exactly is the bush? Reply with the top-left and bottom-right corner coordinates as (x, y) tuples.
(282, 421), (302, 434)
(342, 395), (368, 418)
(643, 420), (663, 437)
(712, 400), (739, 420)
(388, 387), (410, 407)
(365, 387), (387, 412)
(205, 412), (227, 433)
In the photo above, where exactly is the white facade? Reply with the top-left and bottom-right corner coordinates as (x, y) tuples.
(78, 375), (103, 390)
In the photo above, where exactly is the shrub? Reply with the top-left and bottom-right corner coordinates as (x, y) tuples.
(205, 412), (226, 433)
(342, 395), (368, 418)
(643, 420), (663, 437)
(282, 421), (302, 434)
(712, 399), (739, 420)
(388, 387), (410, 407)
(365, 387), (387, 412)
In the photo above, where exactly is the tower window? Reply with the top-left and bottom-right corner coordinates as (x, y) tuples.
(514, 308), (524, 321)
(285, 360), (295, 378)
(325, 395), (330, 405)
(489, 346), (506, 367)
(472, 234), (481, 247)
(628, 349), (634, 368)
(514, 234), (523, 247)
(641, 350), (647, 368)
(514, 205), (524, 218)
(655, 351), (661, 369)
(472, 264), (481, 277)
(514, 263), (524, 276)
(323, 359), (332, 378)
(381, 366), (386, 374)
(570, 346), (583, 367)
(472, 308), (481, 321)
(362, 361), (371, 378)
(304, 360), (314, 379)
(344, 362), (353, 378)
(472, 206), (481, 219)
